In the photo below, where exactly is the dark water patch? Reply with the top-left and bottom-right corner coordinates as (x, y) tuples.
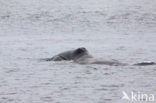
(103, 72), (115, 75)
(40, 82), (51, 85)
(101, 84), (124, 88)
(5, 68), (20, 73)
(1, 15), (10, 20)
(96, 88), (117, 91)
(40, 96), (54, 102)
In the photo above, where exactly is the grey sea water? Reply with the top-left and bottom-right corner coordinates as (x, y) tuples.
(0, 0), (156, 103)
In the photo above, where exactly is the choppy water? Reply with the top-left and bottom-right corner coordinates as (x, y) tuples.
(0, 0), (156, 103)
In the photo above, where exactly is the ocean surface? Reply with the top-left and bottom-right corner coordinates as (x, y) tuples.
(0, 0), (156, 103)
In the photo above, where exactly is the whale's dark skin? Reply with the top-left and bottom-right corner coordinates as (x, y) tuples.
(45, 47), (90, 61)
(44, 47), (125, 66)
(44, 47), (156, 66)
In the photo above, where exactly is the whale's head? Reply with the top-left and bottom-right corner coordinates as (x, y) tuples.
(72, 47), (89, 59)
